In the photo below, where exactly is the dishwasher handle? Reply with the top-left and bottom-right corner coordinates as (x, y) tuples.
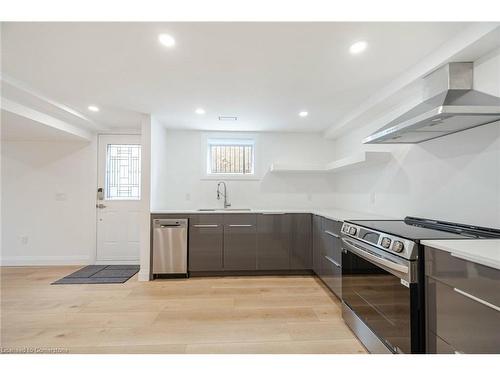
(154, 219), (188, 228)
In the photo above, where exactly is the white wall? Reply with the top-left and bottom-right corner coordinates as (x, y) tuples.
(151, 116), (169, 210)
(329, 48), (500, 228)
(138, 115), (152, 281)
(1, 139), (98, 265)
(150, 129), (339, 211)
(3, 49), (499, 272)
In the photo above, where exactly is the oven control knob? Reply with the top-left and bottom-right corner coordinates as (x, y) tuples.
(392, 241), (405, 253)
(381, 237), (392, 248)
(349, 227), (357, 235)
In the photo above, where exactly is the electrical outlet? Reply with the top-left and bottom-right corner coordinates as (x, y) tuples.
(370, 192), (376, 204)
(185, 193), (191, 201)
(55, 192), (67, 201)
(307, 193), (312, 201)
(19, 235), (29, 245)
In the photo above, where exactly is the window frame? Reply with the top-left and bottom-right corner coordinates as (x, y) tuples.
(201, 133), (260, 180)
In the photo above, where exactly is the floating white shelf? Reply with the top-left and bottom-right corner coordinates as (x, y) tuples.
(269, 151), (392, 174)
(268, 163), (327, 173)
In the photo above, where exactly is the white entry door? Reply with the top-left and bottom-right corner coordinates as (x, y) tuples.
(96, 134), (142, 264)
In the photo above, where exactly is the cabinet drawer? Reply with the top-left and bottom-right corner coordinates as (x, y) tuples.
(322, 218), (342, 236)
(426, 276), (500, 353)
(321, 231), (342, 265)
(190, 214), (224, 226)
(321, 254), (342, 298)
(224, 214), (257, 226)
(425, 246), (500, 307)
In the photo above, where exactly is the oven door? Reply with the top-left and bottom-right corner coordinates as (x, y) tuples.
(341, 236), (415, 353)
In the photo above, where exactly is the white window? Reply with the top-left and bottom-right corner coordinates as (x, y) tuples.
(206, 138), (255, 176)
(105, 144), (141, 200)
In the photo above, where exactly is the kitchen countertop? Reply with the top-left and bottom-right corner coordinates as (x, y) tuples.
(421, 239), (500, 270)
(151, 207), (394, 222)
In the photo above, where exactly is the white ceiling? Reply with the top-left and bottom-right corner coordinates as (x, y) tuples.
(1, 22), (472, 132)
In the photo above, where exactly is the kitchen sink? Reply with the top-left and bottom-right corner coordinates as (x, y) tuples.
(197, 208), (252, 212)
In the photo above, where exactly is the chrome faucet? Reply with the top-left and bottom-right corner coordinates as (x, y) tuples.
(216, 181), (231, 209)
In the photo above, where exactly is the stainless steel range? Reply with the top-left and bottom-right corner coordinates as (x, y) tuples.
(340, 217), (500, 354)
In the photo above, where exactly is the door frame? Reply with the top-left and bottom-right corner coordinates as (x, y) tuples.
(95, 132), (142, 265)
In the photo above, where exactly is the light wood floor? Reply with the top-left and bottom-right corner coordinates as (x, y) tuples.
(0, 266), (366, 354)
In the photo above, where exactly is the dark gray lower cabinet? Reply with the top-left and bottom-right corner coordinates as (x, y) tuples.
(426, 331), (455, 354)
(184, 212), (316, 273)
(223, 214), (257, 270)
(257, 214), (291, 270)
(426, 276), (500, 353)
(321, 252), (342, 297)
(256, 213), (312, 271)
(312, 215), (322, 275)
(321, 227), (341, 265)
(425, 246), (500, 354)
(188, 214), (223, 271)
(316, 217), (342, 299)
(290, 214), (312, 270)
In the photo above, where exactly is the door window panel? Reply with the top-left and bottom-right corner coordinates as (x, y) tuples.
(105, 144), (141, 200)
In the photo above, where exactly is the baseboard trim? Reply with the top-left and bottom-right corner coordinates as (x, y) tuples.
(0, 256), (91, 266)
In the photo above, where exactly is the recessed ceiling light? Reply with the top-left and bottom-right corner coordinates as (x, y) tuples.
(88, 105), (99, 112)
(349, 40), (367, 54)
(299, 111), (308, 117)
(195, 108), (206, 115)
(158, 33), (176, 48)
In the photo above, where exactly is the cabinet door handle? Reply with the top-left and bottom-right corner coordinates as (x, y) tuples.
(193, 224), (219, 228)
(228, 224), (253, 227)
(453, 288), (500, 312)
(261, 212), (286, 215)
(324, 230), (339, 238)
(324, 255), (341, 268)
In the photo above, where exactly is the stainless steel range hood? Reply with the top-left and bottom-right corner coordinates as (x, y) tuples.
(363, 62), (500, 144)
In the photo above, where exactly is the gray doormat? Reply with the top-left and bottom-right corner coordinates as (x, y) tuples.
(52, 265), (140, 284)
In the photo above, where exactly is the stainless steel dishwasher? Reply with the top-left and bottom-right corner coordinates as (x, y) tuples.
(152, 218), (188, 277)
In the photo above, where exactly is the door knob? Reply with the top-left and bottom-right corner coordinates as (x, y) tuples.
(96, 203), (107, 209)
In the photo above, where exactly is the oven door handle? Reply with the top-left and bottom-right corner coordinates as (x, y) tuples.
(342, 238), (409, 277)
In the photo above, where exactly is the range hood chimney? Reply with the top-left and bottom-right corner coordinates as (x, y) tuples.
(363, 62), (500, 144)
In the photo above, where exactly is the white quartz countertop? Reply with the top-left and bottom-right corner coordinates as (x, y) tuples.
(151, 207), (394, 222)
(421, 239), (500, 270)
